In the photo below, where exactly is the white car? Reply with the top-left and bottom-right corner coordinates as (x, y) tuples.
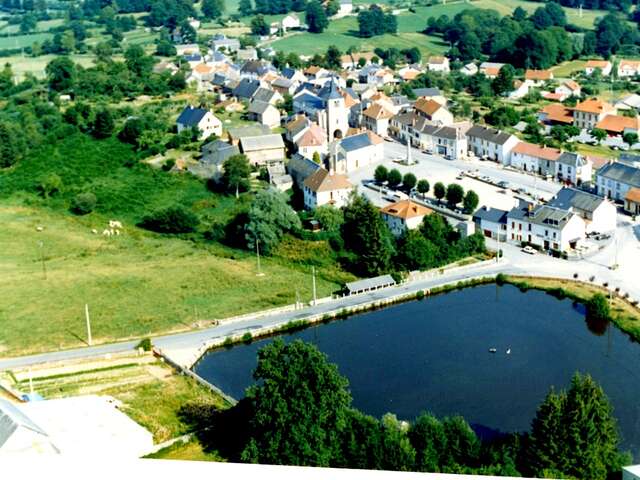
(521, 246), (537, 255)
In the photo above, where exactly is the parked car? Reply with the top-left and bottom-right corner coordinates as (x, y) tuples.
(498, 181), (510, 189)
(521, 246), (537, 255)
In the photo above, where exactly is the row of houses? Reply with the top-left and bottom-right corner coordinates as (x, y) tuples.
(474, 187), (617, 253)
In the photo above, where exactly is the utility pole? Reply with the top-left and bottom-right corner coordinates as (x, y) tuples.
(312, 266), (317, 306)
(38, 241), (47, 280)
(256, 237), (264, 276)
(85, 303), (93, 346)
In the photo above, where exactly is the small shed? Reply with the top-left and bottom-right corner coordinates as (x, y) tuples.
(345, 275), (396, 295)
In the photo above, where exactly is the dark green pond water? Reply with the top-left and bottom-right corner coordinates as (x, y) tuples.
(194, 284), (640, 458)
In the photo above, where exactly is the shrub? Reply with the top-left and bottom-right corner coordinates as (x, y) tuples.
(416, 290), (425, 300)
(136, 338), (152, 351)
(38, 173), (63, 198)
(162, 158), (175, 172)
(242, 332), (253, 343)
(586, 293), (610, 323)
(496, 273), (506, 285)
(139, 205), (199, 233)
(223, 336), (234, 349)
(70, 192), (97, 215)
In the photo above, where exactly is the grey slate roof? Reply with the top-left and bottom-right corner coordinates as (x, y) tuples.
(253, 87), (278, 103)
(466, 125), (514, 145)
(287, 153), (321, 188)
(557, 152), (586, 168)
(473, 207), (508, 224)
(507, 203), (533, 221)
(0, 398), (49, 450)
(340, 132), (373, 152)
(547, 187), (604, 214)
(412, 87), (441, 98)
(232, 78), (261, 99)
(528, 205), (574, 228)
(346, 274), (396, 294)
(227, 124), (272, 139)
(598, 161), (640, 188)
(201, 140), (239, 166)
(248, 100), (274, 115)
(434, 126), (458, 140)
(272, 77), (293, 88)
(240, 134), (285, 151)
(176, 106), (208, 127)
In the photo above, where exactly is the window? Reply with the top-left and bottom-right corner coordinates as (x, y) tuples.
(528, 224), (531, 231)
(545, 229), (548, 236)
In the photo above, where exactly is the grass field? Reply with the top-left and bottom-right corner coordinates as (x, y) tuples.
(0, 133), (353, 355)
(1, 54), (96, 79)
(0, 18), (65, 34)
(266, 0), (610, 57)
(551, 60), (588, 78)
(0, 32), (53, 49)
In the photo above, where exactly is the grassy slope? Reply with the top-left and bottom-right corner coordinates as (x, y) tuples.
(0, 135), (354, 356)
(267, 0), (608, 57)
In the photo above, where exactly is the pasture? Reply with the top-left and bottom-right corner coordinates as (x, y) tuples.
(0, 135), (353, 356)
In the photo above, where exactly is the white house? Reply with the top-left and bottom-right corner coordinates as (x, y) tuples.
(303, 168), (352, 209)
(361, 102), (395, 137)
(281, 13), (301, 31)
(510, 142), (562, 176)
(585, 60), (612, 76)
(547, 187), (617, 234)
(380, 199), (432, 236)
(473, 206), (508, 242)
(332, 131), (384, 173)
(295, 122), (328, 160)
(460, 63), (478, 76)
(426, 56), (450, 73)
(573, 98), (615, 130)
(176, 106), (222, 140)
(556, 152), (593, 185)
(466, 125), (519, 165)
(507, 204), (586, 253)
(247, 100), (281, 128)
(338, 0), (353, 16)
(617, 60), (640, 77)
(414, 98), (453, 125)
(479, 62), (505, 78)
(524, 69), (553, 86)
(597, 161), (640, 202)
(508, 80), (530, 100)
(555, 80), (581, 99)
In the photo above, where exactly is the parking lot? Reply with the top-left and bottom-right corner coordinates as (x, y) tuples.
(347, 140), (563, 210)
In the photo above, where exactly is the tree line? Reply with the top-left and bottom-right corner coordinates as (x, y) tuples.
(182, 339), (630, 479)
(426, 4), (640, 67)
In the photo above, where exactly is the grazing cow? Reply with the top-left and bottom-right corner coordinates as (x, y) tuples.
(109, 220), (123, 229)
(102, 229), (112, 236)
(36, 226), (44, 232)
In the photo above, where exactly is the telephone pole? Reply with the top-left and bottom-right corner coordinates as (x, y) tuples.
(312, 266), (317, 305)
(38, 241), (47, 280)
(256, 237), (264, 276)
(85, 304), (93, 346)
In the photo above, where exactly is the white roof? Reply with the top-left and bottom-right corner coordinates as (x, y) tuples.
(2, 396), (153, 457)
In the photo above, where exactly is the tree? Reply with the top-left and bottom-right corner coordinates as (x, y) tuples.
(526, 373), (628, 480)
(387, 168), (402, 188)
(91, 108), (115, 139)
(70, 192), (97, 215)
(512, 6), (527, 21)
(46, 57), (76, 92)
(325, 0), (339, 16)
(446, 183), (464, 208)
(240, 339), (352, 466)
(19, 13), (37, 33)
(325, 45), (341, 69)
(238, 0), (253, 16)
(139, 205), (199, 233)
(433, 182), (445, 203)
(409, 413), (448, 472)
(222, 154), (251, 197)
(417, 179), (429, 197)
(357, 5), (396, 38)
(124, 44), (153, 77)
(457, 31), (481, 62)
(202, 0), (225, 19)
(374, 165), (388, 184)
(623, 132), (638, 147)
(0, 63), (13, 94)
(590, 128), (607, 143)
(463, 190), (479, 214)
(342, 194), (394, 275)
(402, 172), (417, 192)
(250, 14), (269, 35)
(245, 189), (301, 254)
(396, 229), (437, 271)
(305, 0), (328, 33)
(314, 205), (343, 233)
(0, 121), (24, 168)
(492, 64), (515, 96)
(312, 151), (321, 164)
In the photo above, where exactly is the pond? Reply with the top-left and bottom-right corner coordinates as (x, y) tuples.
(194, 284), (640, 458)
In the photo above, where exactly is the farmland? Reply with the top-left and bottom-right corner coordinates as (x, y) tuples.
(267, 0), (613, 57)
